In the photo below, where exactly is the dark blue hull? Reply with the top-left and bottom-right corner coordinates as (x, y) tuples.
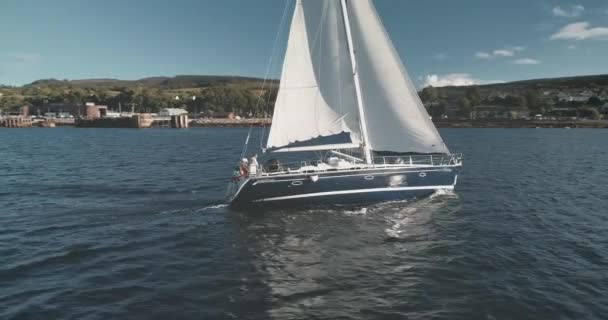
(228, 166), (458, 208)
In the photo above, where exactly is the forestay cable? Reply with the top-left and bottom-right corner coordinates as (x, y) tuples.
(239, 0), (292, 160)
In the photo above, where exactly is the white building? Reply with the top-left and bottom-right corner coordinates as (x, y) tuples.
(159, 108), (188, 117)
(557, 92), (592, 103)
(104, 111), (122, 118)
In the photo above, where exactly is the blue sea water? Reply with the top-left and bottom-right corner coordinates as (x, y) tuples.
(1, 127), (607, 319)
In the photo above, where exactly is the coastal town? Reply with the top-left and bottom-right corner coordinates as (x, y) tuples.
(1, 74), (608, 128)
(420, 80), (608, 122)
(0, 102), (271, 128)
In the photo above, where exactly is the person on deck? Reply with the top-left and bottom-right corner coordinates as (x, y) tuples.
(240, 158), (249, 178)
(231, 162), (242, 181)
(249, 153), (259, 176)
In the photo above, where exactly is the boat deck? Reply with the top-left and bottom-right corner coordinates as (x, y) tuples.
(253, 154), (462, 178)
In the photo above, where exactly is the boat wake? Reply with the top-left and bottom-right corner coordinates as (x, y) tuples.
(430, 188), (458, 199)
(383, 206), (421, 240)
(340, 207), (369, 216)
(157, 203), (228, 215)
(382, 190), (458, 241)
(196, 203), (229, 212)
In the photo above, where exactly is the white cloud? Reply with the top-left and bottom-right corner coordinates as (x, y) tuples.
(422, 73), (504, 88)
(567, 44), (577, 50)
(513, 58), (541, 65)
(493, 49), (514, 57)
(474, 52), (492, 59)
(552, 5), (585, 18)
(550, 22), (608, 40)
(475, 46), (524, 59)
(433, 53), (449, 60)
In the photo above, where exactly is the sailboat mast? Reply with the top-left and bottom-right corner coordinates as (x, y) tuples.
(340, 0), (373, 164)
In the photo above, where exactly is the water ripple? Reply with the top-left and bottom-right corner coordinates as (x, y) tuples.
(1, 128), (607, 319)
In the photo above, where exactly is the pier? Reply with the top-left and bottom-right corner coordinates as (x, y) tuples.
(1, 117), (33, 128)
(170, 115), (189, 128)
(36, 118), (56, 127)
(190, 118), (271, 127)
(75, 114), (154, 128)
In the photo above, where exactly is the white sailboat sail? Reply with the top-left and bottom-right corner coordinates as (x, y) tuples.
(266, 0), (362, 151)
(346, 0), (449, 154)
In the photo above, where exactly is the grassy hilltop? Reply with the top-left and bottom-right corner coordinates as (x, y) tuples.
(426, 74), (608, 98)
(0, 75), (279, 116)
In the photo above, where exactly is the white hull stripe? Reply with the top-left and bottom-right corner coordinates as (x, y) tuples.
(254, 185), (454, 202)
(254, 169), (454, 184)
(256, 165), (459, 180)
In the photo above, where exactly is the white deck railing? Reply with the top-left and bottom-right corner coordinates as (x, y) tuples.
(373, 154), (463, 167)
(254, 153), (462, 177)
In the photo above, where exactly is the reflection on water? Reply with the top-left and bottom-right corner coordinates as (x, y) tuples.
(383, 190), (459, 241)
(232, 192), (458, 319)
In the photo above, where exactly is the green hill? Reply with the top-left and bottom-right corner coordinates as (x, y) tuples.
(27, 75), (276, 89)
(420, 74), (608, 120)
(429, 74), (608, 98)
(1, 75), (278, 116)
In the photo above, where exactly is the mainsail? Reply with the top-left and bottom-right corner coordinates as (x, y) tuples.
(267, 0), (449, 155)
(345, 0), (448, 154)
(266, 0), (361, 150)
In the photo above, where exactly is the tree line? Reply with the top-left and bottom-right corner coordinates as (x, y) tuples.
(420, 85), (605, 120)
(0, 84), (278, 117)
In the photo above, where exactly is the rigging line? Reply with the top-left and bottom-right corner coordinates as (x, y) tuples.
(257, 0), (293, 152)
(336, 3), (345, 116)
(237, 0), (290, 160)
(312, 1), (329, 134)
(310, 0), (330, 53)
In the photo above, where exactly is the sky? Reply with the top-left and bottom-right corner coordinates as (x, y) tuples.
(1, 0), (607, 87)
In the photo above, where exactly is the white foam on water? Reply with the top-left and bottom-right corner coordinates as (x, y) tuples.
(385, 228), (402, 239)
(158, 203), (229, 215)
(342, 207), (368, 216)
(385, 209), (416, 239)
(158, 208), (186, 215)
(196, 204), (229, 212)
(381, 190), (458, 241)
(430, 188), (457, 199)
(372, 199), (410, 209)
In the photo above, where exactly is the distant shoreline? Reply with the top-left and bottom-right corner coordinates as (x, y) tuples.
(188, 118), (608, 128)
(193, 118), (608, 129)
(190, 118), (271, 127)
(3, 117), (608, 129)
(434, 120), (608, 128)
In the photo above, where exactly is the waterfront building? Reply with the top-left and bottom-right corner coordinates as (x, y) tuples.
(159, 108), (188, 117)
(31, 103), (83, 117)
